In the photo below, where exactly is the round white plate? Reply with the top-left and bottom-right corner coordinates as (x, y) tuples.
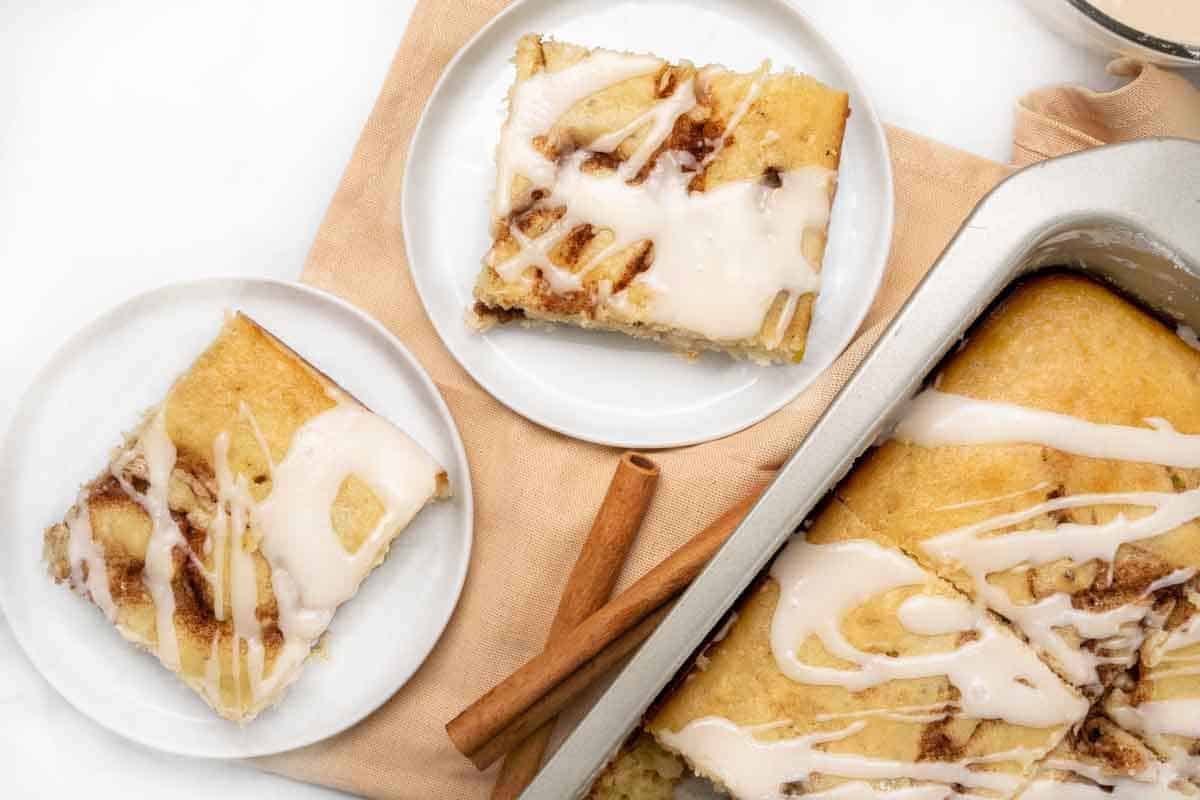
(405, 0), (893, 448)
(0, 278), (473, 758)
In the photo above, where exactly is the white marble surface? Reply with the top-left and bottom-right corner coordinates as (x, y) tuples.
(0, 0), (1176, 796)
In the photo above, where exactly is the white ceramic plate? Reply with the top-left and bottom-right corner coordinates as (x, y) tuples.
(0, 278), (473, 758)
(405, 0), (893, 448)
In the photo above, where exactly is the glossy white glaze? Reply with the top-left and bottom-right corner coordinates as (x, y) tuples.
(768, 537), (1085, 727)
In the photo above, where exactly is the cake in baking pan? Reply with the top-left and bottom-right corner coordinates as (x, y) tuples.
(590, 274), (1200, 798)
(471, 35), (849, 363)
(43, 313), (449, 722)
(646, 499), (1086, 799)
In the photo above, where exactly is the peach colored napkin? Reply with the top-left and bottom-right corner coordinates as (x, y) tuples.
(257, 1), (1200, 796)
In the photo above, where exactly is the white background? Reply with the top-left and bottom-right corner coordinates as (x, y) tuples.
(0, 1), (1191, 797)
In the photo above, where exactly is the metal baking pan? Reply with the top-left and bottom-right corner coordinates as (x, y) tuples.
(524, 137), (1200, 799)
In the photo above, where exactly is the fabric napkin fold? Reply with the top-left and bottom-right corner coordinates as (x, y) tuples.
(257, 1), (1200, 796)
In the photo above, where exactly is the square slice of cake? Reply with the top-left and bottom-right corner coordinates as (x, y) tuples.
(43, 313), (449, 722)
(590, 275), (1200, 799)
(641, 500), (1087, 799)
(471, 35), (849, 363)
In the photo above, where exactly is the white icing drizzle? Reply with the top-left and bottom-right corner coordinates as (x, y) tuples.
(206, 437), (232, 625)
(814, 703), (952, 725)
(766, 292), (802, 350)
(807, 784), (970, 800)
(494, 48), (663, 218)
(113, 410), (185, 670)
(895, 595), (977, 636)
(491, 49), (833, 344)
(697, 64), (765, 168)
(211, 428), (268, 708)
(933, 482), (1052, 512)
(255, 404), (441, 626)
(239, 400), (274, 474)
(657, 716), (1034, 800)
(1019, 756), (1193, 800)
(893, 389), (1200, 685)
(494, 152), (830, 340)
(589, 78), (697, 181)
(896, 389), (1200, 468)
(925, 491), (1197, 684)
(1110, 697), (1200, 740)
(768, 538), (1086, 728)
(65, 492), (117, 622)
(1020, 779), (1191, 800)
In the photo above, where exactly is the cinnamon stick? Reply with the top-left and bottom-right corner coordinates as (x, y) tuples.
(446, 489), (761, 769)
(477, 603), (672, 775)
(490, 452), (660, 800)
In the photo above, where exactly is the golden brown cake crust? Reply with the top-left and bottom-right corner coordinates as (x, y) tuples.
(167, 313), (338, 493)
